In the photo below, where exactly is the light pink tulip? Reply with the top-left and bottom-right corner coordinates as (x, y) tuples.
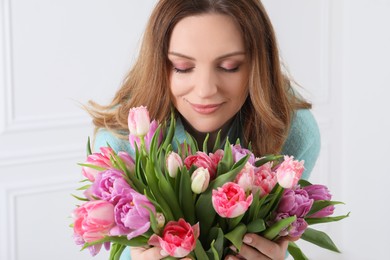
(212, 182), (253, 218)
(191, 167), (210, 194)
(148, 219), (199, 258)
(166, 151), (183, 178)
(128, 106), (150, 137)
(129, 120), (161, 152)
(234, 162), (255, 192)
(73, 200), (115, 244)
(276, 156), (305, 189)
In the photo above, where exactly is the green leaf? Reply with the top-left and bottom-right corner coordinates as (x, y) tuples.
(216, 139), (233, 176)
(247, 190), (261, 221)
(255, 154), (283, 167)
(208, 239), (220, 260)
(77, 163), (106, 171)
(307, 201), (344, 217)
(162, 111), (176, 149)
(203, 133), (210, 153)
(179, 167), (196, 224)
(194, 239), (209, 260)
(86, 137), (92, 156)
(301, 227), (341, 253)
(262, 215), (296, 241)
(212, 130), (222, 153)
(71, 194), (89, 201)
(306, 212), (350, 225)
(297, 179), (312, 187)
(76, 184), (91, 191)
(185, 132), (199, 154)
(211, 154), (248, 189)
(287, 241), (309, 260)
(207, 227), (224, 259)
(257, 184), (284, 219)
(83, 235), (149, 250)
(195, 189), (216, 239)
(228, 214), (245, 230)
(109, 243), (126, 260)
(157, 171), (184, 220)
(246, 218), (266, 233)
(225, 223), (247, 251)
(145, 206), (160, 234)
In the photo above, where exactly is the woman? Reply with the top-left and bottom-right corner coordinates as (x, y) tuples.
(87, 0), (321, 259)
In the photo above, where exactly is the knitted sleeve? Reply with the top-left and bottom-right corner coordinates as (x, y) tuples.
(281, 109), (321, 180)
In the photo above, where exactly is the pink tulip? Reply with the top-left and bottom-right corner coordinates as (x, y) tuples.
(191, 167), (210, 194)
(212, 182), (253, 218)
(253, 162), (277, 196)
(166, 151), (183, 178)
(276, 156), (305, 189)
(148, 219), (199, 258)
(118, 151), (135, 172)
(184, 149), (223, 180)
(81, 147), (114, 181)
(234, 162), (256, 192)
(128, 106), (151, 137)
(129, 120), (161, 152)
(72, 200), (115, 247)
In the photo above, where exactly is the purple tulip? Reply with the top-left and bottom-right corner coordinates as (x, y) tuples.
(289, 217), (308, 237)
(277, 189), (313, 218)
(89, 169), (133, 203)
(231, 144), (255, 165)
(273, 213), (308, 238)
(303, 184), (335, 218)
(110, 191), (155, 240)
(303, 184), (332, 201)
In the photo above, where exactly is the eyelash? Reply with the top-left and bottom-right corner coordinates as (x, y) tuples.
(172, 66), (239, 74)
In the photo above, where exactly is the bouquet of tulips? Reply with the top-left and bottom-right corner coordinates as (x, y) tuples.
(70, 106), (349, 260)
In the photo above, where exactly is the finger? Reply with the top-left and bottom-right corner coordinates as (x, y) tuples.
(241, 234), (286, 259)
(130, 246), (168, 259)
(224, 254), (245, 260)
(231, 244), (270, 260)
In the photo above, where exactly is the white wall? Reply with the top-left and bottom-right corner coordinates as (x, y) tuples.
(0, 1), (157, 259)
(264, 0), (390, 259)
(1, 0), (389, 260)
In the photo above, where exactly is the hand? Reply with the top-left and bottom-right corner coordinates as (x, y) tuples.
(225, 234), (297, 260)
(130, 246), (167, 260)
(130, 246), (192, 260)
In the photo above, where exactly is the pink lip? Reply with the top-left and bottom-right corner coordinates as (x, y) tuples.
(190, 103), (222, 114)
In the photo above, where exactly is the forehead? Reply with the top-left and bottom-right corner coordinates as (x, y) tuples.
(168, 14), (245, 58)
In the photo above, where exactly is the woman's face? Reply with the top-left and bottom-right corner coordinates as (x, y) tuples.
(168, 14), (249, 133)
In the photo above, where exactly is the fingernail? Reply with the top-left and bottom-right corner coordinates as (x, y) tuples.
(229, 245), (237, 253)
(243, 235), (252, 244)
(160, 250), (168, 257)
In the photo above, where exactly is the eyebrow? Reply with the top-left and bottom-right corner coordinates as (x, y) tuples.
(168, 51), (246, 61)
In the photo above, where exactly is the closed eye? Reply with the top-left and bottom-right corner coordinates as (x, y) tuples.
(219, 66), (239, 73)
(173, 67), (194, 73)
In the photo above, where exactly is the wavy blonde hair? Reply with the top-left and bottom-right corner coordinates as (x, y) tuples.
(86, 0), (311, 155)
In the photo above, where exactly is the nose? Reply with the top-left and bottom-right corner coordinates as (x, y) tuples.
(194, 67), (218, 98)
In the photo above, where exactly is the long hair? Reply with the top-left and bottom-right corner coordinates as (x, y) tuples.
(86, 0), (311, 155)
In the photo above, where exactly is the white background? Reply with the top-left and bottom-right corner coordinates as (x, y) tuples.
(0, 1), (389, 259)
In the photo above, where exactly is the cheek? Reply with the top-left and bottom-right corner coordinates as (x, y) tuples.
(170, 73), (192, 97)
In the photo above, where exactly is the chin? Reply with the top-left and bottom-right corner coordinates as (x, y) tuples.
(192, 123), (223, 134)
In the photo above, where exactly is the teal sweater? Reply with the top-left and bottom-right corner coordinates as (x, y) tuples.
(93, 109), (321, 259)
